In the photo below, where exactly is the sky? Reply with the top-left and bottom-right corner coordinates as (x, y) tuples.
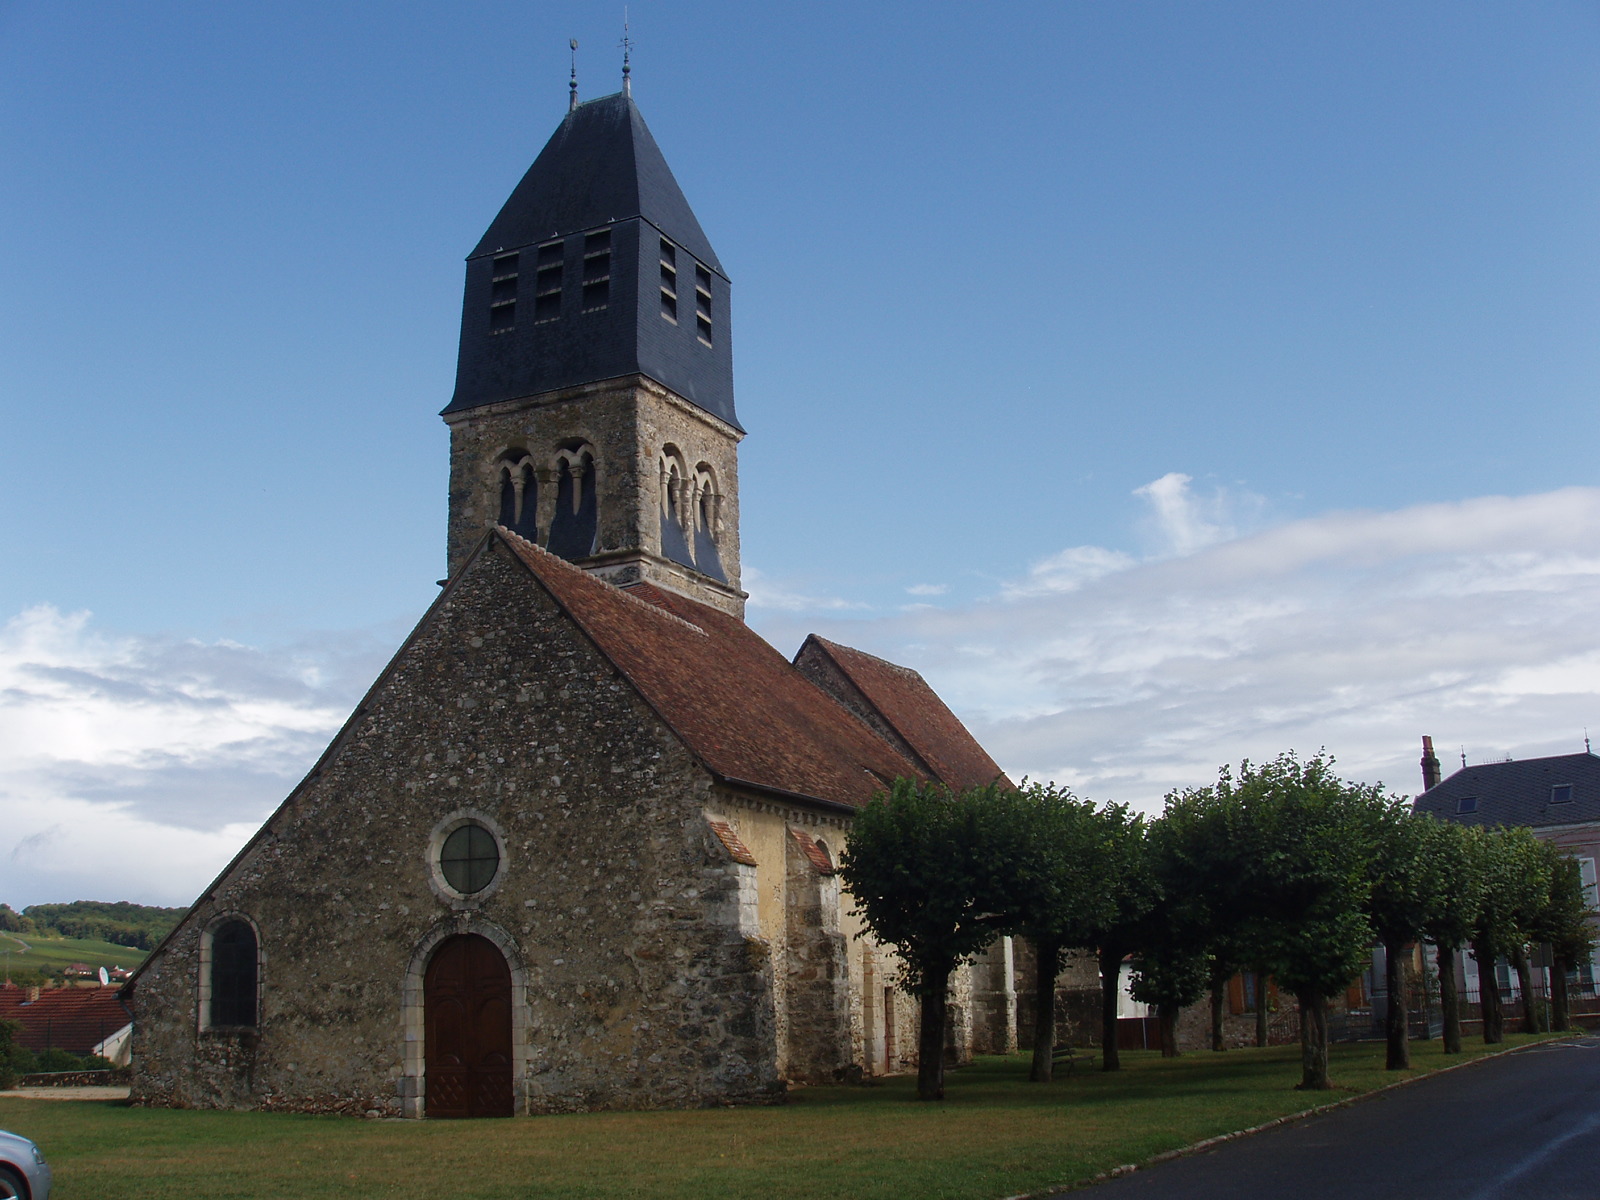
(3, 1), (1599, 908)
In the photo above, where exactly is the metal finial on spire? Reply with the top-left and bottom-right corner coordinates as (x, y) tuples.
(1460, 746), (1468, 769)
(620, 8), (633, 97)
(1586, 729), (1592, 754)
(569, 38), (579, 111)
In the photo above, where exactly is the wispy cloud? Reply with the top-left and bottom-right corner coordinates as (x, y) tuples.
(906, 583), (948, 597)
(9, 484), (1600, 906)
(795, 486), (1600, 809)
(742, 566), (871, 613)
(0, 607), (386, 906)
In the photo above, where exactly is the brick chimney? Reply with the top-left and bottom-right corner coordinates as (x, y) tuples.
(1421, 735), (1442, 792)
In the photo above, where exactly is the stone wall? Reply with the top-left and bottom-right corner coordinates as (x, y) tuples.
(131, 540), (779, 1115)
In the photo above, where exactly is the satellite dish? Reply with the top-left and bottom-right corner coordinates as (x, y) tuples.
(98, 967), (109, 986)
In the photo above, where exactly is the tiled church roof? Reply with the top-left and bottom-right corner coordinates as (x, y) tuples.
(497, 530), (999, 808)
(0, 984), (131, 1056)
(797, 635), (1009, 793)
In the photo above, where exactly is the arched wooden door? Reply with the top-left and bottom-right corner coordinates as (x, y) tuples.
(424, 934), (513, 1117)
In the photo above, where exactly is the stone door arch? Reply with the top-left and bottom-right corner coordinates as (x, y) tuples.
(424, 933), (513, 1117)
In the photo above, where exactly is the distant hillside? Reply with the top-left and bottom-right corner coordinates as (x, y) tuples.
(7, 901), (186, 951)
(0, 932), (148, 981)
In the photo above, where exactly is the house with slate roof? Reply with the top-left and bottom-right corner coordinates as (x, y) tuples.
(125, 77), (1015, 1117)
(1412, 737), (1600, 1006)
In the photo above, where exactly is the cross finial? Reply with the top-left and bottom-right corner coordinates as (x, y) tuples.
(569, 38), (579, 111)
(620, 8), (633, 97)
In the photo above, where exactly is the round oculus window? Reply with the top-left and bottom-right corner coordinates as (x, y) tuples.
(440, 823), (499, 895)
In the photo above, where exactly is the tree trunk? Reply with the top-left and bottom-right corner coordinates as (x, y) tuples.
(1551, 952), (1572, 1033)
(1255, 969), (1270, 1047)
(1209, 977), (1225, 1051)
(1511, 945), (1541, 1034)
(1296, 991), (1331, 1090)
(1438, 943), (1462, 1054)
(1384, 937), (1410, 1070)
(1475, 940), (1503, 1044)
(1098, 943), (1123, 1072)
(1029, 937), (1060, 1082)
(916, 974), (949, 1100)
(1159, 1001), (1180, 1057)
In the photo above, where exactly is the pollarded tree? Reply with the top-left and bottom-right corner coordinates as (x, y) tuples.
(1365, 807), (1451, 1069)
(838, 777), (1008, 1100)
(1127, 936), (1210, 1057)
(1467, 825), (1550, 1043)
(1417, 816), (1482, 1054)
(1529, 846), (1594, 1034)
(1074, 807), (1156, 1072)
(1154, 783), (1273, 1053)
(1226, 752), (1387, 1090)
(1507, 835), (1557, 1034)
(987, 782), (1126, 1082)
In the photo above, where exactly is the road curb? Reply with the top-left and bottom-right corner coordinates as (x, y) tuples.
(1023, 1033), (1572, 1197)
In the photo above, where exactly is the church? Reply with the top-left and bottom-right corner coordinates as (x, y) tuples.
(126, 78), (1017, 1117)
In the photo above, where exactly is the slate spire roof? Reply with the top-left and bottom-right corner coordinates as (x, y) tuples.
(472, 91), (722, 273)
(446, 92), (738, 425)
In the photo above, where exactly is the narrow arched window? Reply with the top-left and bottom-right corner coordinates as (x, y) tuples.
(691, 464), (727, 582)
(547, 443), (598, 561)
(210, 920), (258, 1028)
(495, 452), (538, 541)
(658, 448), (695, 569)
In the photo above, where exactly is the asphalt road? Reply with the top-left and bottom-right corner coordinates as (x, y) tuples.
(1069, 1037), (1600, 1199)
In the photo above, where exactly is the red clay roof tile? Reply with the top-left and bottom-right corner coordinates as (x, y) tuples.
(788, 828), (836, 875)
(796, 635), (1009, 793)
(706, 820), (758, 867)
(0, 984), (131, 1055)
(495, 531), (921, 808)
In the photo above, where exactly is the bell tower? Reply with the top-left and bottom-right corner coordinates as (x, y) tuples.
(442, 87), (745, 617)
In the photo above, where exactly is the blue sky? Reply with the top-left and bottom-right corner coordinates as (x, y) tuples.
(3, 2), (1599, 906)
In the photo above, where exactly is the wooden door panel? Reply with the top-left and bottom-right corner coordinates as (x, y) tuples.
(425, 934), (514, 1118)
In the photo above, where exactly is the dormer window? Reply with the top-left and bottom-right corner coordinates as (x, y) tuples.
(489, 254), (518, 333)
(582, 229), (610, 311)
(694, 265), (713, 345)
(534, 241), (563, 322)
(1552, 783), (1574, 803)
(1457, 796), (1478, 814)
(660, 239), (678, 322)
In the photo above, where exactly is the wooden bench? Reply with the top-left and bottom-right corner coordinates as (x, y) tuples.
(1051, 1045), (1095, 1076)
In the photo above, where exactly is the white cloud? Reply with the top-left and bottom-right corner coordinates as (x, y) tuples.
(0, 606), (384, 907)
(11, 484), (1600, 907)
(795, 487), (1600, 811)
(1132, 472), (1264, 557)
(742, 566), (871, 613)
(906, 583), (949, 596)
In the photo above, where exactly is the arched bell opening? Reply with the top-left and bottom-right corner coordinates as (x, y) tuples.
(547, 442), (599, 561)
(658, 446), (695, 570)
(495, 451), (539, 542)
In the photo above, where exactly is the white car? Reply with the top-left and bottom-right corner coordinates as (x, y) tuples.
(0, 1129), (49, 1200)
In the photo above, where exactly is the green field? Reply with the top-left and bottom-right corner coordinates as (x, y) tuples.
(0, 1033), (1563, 1200)
(0, 933), (147, 979)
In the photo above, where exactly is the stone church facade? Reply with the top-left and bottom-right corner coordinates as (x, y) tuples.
(127, 85), (1015, 1117)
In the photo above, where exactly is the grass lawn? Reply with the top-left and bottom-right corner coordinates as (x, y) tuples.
(0, 1033), (1561, 1200)
(0, 933), (147, 977)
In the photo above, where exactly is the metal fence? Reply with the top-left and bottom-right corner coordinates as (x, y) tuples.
(1329, 976), (1600, 1043)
